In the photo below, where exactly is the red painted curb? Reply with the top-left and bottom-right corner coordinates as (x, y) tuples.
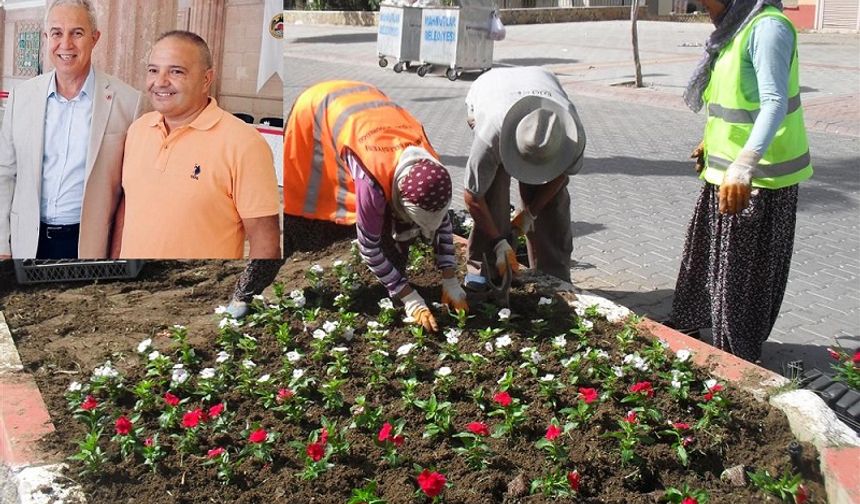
(0, 373), (56, 467)
(821, 447), (860, 504)
(639, 318), (786, 390)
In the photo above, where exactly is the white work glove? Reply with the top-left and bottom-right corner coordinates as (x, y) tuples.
(441, 276), (469, 312)
(493, 238), (519, 277)
(719, 149), (761, 215)
(402, 289), (438, 332)
(511, 207), (535, 236)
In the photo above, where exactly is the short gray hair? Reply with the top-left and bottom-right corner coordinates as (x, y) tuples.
(44, 0), (99, 33)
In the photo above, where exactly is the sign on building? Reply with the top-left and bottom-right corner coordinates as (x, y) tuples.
(14, 21), (41, 77)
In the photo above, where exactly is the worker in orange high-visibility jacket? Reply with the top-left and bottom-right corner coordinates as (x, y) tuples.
(221, 81), (468, 332)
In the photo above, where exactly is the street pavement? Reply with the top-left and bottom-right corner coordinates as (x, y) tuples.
(284, 21), (860, 376)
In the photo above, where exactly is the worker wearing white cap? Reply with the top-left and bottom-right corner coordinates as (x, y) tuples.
(463, 67), (586, 288)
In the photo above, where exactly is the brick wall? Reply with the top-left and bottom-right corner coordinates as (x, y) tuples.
(218, 0), (284, 122)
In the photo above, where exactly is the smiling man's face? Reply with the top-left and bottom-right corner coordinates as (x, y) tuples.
(146, 36), (213, 125)
(45, 4), (100, 81)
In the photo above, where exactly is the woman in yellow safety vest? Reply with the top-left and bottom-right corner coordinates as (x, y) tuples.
(666, 0), (812, 362)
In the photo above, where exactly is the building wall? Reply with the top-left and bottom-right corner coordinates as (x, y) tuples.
(219, 0), (283, 121)
(785, 0), (817, 30)
(1, 6), (44, 94)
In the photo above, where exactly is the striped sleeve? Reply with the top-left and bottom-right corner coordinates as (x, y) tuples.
(346, 151), (409, 297)
(433, 212), (456, 271)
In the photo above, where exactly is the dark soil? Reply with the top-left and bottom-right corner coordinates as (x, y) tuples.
(0, 246), (826, 504)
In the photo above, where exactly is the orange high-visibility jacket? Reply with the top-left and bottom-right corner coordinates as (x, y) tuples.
(283, 81), (438, 225)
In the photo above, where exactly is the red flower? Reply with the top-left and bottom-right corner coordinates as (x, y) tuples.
(493, 391), (512, 407)
(624, 410), (638, 424)
(704, 392), (714, 401)
(248, 428), (267, 444)
(417, 469), (446, 498)
(827, 348), (841, 360)
(277, 388), (294, 403)
(391, 434), (405, 446)
(208, 403), (224, 418)
(630, 381), (654, 398)
(567, 470), (581, 492)
(545, 424), (562, 441)
(306, 441), (325, 462)
(207, 447), (225, 459)
(144, 437), (154, 447)
(672, 422), (690, 431)
(80, 395), (98, 411)
(853, 350), (860, 365)
(114, 415), (133, 436)
(709, 383), (724, 393)
(682, 435), (695, 447)
(681, 497), (698, 504)
(163, 392), (180, 407)
(319, 427), (329, 445)
(795, 483), (808, 504)
(466, 422), (490, 436)
(378, 422), (393, 442)
(181, 408), (204, 429)
(578, 387), (598, 404)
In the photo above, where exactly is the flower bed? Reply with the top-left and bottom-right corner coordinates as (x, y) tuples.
(0, 246), (826, 503)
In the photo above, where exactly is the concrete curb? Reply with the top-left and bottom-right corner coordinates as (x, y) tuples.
(1, 272), (859, 502)
(0, 311), (82, 503)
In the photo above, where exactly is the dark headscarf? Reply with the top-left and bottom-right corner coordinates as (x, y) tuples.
(683, 0), (784, 112)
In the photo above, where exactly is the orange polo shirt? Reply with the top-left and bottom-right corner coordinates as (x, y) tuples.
(120, 99), (279, 259)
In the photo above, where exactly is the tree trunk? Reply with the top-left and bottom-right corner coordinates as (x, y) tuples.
(631, 0), (643, 88)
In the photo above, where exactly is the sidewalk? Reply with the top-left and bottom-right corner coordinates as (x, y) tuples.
(284, 20), (860, 376)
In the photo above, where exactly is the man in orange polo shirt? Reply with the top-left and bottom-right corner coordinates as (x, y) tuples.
(117, 31), (280, 259)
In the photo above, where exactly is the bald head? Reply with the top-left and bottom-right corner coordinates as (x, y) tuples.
(155, 30), (213, 70)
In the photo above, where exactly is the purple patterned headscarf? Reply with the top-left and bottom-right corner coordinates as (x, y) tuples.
(683, 0), (784, 112)
(398, 159), (452, 212)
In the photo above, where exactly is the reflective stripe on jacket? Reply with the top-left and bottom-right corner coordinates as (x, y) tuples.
(702, 6), (812, 189)
(283, 81), (437, 224)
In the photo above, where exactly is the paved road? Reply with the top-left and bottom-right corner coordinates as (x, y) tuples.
(284, 20), (860, 375)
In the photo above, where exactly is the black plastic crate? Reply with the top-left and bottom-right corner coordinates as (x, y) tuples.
(13, 260), (144, 284)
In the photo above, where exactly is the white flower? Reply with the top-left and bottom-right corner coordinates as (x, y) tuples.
(258, 374), (271, 383)
(292, 368), (305, 380)
(172, 324), (186, 331)
(148, 350), (161, 361)
(242, 359), (256, 369)
(495, 334), (512, 348)
(68, 381), (82, 392)
(436, 366), (452, 377)
(199, 368), (216, 379)
(560, 357), (574, 368)
(540, 373), (555, 382)
(676, 349), (691, 363)
(498, 308), (511, 321)
(484, 342), (494, 353)
(374, 349), (390, 357)
(312, 329), (327, 340)
(171, 367), (189, 384)
(538, 297), (552, 306)
(552, 335), (567, 348)
(322, 321), (338, 334)
(671, 380), (682, 389)
(445, 328), (461, 345)
(366, 321), (382, 330)
(659, 339), (670, 349)
(173, 363), (184, 369)
(332, 347), (348, 353)
(286, 351), (302, 363)
(93, 362), (119, 379)
(137, 338), (152, 353)
(613, 366), (624, 377)
(310, 264), (324, 275)
(378, 298), (394, 310)
(520, 346), (534, 354)
(219, 318), (240, 329)
(216, 351), (231, 363)
(574, 306), (586, 317)
(241, 333), (257, 342)
(397, 343), (415, 356)
(593, 349), (609, 360)
(530, 350), (543, 364)
(342, 326), (355, 341)
(333, 259), (345, 268)
(532, 318), (545, 325)
(704, 378), (718, 390)
(290, 289), (304, 299)
(582, 319), (594, 331)
(334, 293), (346, 304)
(214, 305), (228, 315)
(293, 296), (306, 308)
(252, 294), (265, 301)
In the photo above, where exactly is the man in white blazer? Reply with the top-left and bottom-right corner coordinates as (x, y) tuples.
(0, 0), (141, 259)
